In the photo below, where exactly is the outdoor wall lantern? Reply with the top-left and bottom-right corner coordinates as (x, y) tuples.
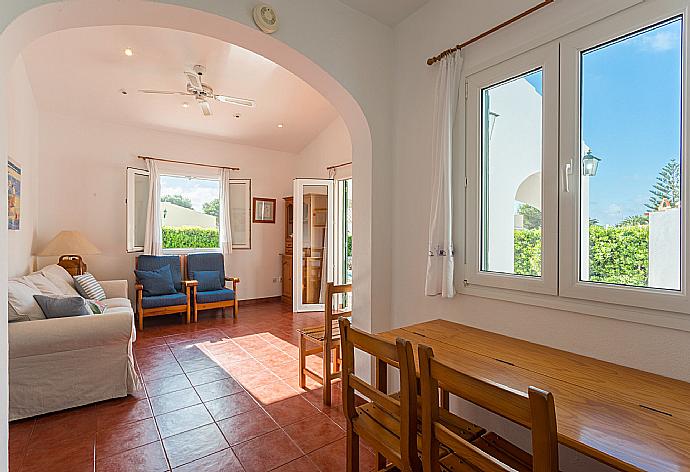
(582, 150), (601, 177)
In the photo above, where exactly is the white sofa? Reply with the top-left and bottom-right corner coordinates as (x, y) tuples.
(8, 264), (140, 420)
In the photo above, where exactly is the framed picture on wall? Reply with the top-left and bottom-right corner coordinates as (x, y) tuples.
(8, 159), (21, 231)
(253, 197), (276, 224)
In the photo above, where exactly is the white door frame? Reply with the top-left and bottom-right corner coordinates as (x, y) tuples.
(293, 178), (335, 312)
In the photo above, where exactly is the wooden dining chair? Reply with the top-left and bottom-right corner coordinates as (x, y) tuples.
(339, 317), (421, 472)
(298, 282), (352, 406)
(418, 344), (559, 472)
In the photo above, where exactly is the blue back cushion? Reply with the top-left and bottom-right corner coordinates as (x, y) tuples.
(135, 265), (176, 296)
(137, 255), (183, 292)
(187, 253), (225, 288)
(194, 271), (223, 292)
(34, 295), (92, 318)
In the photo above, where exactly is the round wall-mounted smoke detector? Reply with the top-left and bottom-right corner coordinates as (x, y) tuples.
(253, 4), (279, 34)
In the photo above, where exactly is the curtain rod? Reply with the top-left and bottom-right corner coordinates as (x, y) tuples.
(138, 155), (239, 171)
(426, 0), (555, 66)
(326, 161), (352, 171)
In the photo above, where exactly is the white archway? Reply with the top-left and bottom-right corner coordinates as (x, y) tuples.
(0, 2), (376, 461)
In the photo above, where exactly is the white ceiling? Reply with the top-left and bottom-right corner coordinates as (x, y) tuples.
(21, 26), (339, 153)
(337, 0), (430, 26)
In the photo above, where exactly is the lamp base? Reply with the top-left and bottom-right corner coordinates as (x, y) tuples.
(58, 255), (86, 276)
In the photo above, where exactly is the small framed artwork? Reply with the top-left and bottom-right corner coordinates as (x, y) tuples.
(253, 197), (276, 224)
(8, 159), (21, 231)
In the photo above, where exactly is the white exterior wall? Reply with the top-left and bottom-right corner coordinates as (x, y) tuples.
(649, 207), (681, 289)
(485, 78), (542, 273)
(160, 202), (217, 229)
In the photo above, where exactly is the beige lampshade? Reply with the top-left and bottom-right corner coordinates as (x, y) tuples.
(37, 231), (101, 256)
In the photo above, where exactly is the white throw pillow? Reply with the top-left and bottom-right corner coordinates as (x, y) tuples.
(23, 272), (63, 296)
(73, 273), (106, 301)
(8, 279), (46, 321)
(41, 264), (81, 297)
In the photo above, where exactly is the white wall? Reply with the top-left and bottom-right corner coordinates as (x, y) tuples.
(393, 1), (690, 470)
(294, 116), (353, 179)
(34, 111), (295, 301)
(7, 56), (38, 278)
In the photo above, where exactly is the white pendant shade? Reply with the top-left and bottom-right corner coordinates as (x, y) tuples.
(37, 231), (101, 256)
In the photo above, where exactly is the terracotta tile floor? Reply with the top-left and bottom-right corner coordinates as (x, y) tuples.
(8, 301), (377, 472)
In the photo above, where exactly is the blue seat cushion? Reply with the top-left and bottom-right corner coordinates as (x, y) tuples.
(196, 289), (235, 304)
(137, 255), (183, 292)
(193, 271), (223, 292)
(141, 292), (188, 309)
(187, 253), (225, 288)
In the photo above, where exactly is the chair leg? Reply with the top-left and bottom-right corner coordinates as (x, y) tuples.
(138, 311), (143, 331)
(334, 346), (341, 372)
(193, 302), (198, 323)
(323, 342), (332, 406)
(298, 333), (307, 389)
(347, 428), (360, 472)
(233, 299), (238, 319)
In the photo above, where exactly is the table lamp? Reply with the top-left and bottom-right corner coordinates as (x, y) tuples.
(37, 230), (101, 276)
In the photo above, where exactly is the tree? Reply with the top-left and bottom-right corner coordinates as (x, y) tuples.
(617, 214), (648, 227)
(589, 218), (600, 227)
(203, 198), (220, 218)
(161, 194), (193, 209)
(646, 158), (680, 211)
(517, 204), (541, 230)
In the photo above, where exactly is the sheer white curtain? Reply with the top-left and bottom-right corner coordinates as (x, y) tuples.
(218, 168), (234, 255)
(425, 53), (463, 297)
(143, 158), (163, 255)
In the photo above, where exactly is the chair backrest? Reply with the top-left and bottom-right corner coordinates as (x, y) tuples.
(136, 255), (184, 292)
(339, 318), (420, 471)
(324, 282), (352, 344)
(418, 345), (559, 472)
(186, 253), (225, 288)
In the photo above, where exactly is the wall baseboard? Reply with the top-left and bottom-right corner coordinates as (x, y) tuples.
(239, 296), (282, 306)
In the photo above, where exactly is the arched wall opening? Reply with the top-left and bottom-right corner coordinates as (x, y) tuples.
(0, 1), (377, 459)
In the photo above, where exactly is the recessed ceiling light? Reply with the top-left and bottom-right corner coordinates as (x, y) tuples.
(124, 48), (134, 57)
(182, 102), (189, 108)
(234, 113), (241, 119)
(277, 123), (284, 128)
(119, 89), (128, 95)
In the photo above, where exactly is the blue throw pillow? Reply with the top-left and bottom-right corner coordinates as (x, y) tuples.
(34, 295), (92, 319)
(135, 265), (176, 296)
(193, 271), (223, 292)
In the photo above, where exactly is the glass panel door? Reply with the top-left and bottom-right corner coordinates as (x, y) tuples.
(293, 179), (334, 312)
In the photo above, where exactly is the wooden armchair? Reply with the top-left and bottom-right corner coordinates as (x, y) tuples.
(297, 282), (352, 406)
(186, 252), (239, 322)
(134, 255), (193, 331)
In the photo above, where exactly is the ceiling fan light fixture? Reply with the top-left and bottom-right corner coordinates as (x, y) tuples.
(123, 47), (134, 57)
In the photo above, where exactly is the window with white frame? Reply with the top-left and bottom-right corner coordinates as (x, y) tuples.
(126, 168), (251, 252)
(463, 4), (687, 315)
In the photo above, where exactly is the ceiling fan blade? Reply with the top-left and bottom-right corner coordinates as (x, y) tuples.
(138, 90), (193, 95)
(185, 71), (203, 91)
(197, 99), (212, 116)
(214, 94), (256, 108)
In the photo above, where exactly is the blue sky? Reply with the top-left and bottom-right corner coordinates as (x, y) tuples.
(582, 18), (682, 226)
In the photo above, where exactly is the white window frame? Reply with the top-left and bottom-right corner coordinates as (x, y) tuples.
(459, 0), (690, 329)
(126, 167), (149, 253)
(559, 2), (689, 314)
(465, 43), (559, 295)
(126, 169), (252, 253)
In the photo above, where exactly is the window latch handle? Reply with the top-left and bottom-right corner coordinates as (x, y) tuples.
(563, 159), (573, 192)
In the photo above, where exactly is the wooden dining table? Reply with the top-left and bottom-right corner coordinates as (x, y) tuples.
(376, 319), (690, 472)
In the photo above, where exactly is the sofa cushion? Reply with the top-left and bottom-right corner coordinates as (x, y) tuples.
(196, 289), (235, 304)
(73, 273), (106, 301)
(8, 303), (29, 323)
(193, 271), (223, 292)
(23, 273), (63, 296)
(40, 264), (81, 297)
(186, 253), (225, 288)
(135, 265), (176, 297)
(8, 280), (45, 321)
(34, 295), (92, 319)
(103, 298), (132, 309)
(141, 292), (187, 309)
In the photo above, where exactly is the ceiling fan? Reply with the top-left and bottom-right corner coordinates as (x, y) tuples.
(138, 65), (255, 116)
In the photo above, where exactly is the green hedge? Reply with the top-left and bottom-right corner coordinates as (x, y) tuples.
(515, 225), (649, 286)
(162, 226), (219, 249)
